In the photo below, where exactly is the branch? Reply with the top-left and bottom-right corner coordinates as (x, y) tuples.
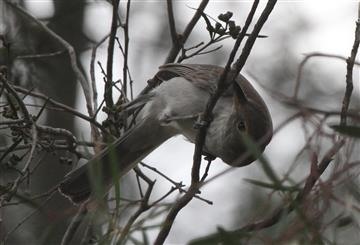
(117, 168), (154, 242)
(0, 73), (31, 122)
(189, 140), (345, 244)
(293, 52), (360, 100)
(105, 0), (120, 108)
(165, 0), (210, 64)
(139, 0), (210, 96)
(15, 50), (66, 59)
(154, 186), (199, 245)
(7, 83), (106, 132)
(154, 1), (278, 244)
(1, 190), (56, 244)
(166, 0), (178, 46)
(60, 204), (88, 245)
(232, 0), (277, 74)
(4, 1), (94, 119)
(122, 0), (131, 98)
(341, 4), (360, 125)
(140, 162), (213, 205)
(3, 123), (37, 203)
(191, 0), (262, 184)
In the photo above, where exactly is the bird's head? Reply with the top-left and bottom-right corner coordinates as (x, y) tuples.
(220, 77), (273, 167)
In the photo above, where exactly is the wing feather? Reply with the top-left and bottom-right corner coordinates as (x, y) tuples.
(156, 64), (225, 93)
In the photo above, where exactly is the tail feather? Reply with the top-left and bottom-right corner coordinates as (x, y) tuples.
(58, 117), (172, 204)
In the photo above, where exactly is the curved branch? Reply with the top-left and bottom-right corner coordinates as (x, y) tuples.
(5, 1), (94, 119)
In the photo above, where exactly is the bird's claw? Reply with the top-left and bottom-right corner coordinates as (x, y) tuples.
(193, 113), (213, 129)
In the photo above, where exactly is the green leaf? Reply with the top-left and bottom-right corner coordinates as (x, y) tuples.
(330, 125), (360, 138)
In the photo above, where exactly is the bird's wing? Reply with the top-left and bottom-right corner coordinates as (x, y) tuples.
(156, 64), (225, 94)
(156, 63), (268, 107)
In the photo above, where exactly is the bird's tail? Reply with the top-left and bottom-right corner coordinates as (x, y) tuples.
(58, 117), (170, 204)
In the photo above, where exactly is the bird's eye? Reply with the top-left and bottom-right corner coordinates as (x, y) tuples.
(237, 121), (246, 131)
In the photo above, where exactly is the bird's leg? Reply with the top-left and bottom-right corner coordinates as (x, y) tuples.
(202, 151), (216, 161)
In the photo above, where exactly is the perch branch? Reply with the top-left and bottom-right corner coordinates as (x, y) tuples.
(154, 1), (278, 244)
(341, 5), (360, 125)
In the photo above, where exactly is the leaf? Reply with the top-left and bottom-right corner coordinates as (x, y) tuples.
(330, 124), (360, 138)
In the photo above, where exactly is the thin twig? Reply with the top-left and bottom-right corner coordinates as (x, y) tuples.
(2, 190), (56, 243)
(139, 0), (210, 96)
(165, 0), (210, 64)
(105, 0), (120, 108)
(15, 50), (65, 59)
(60, 204), (88, 245)
(4, 1), (94, 119)
(117, 169), (155, 243)
(154, 1), (279, 244)
(139, 162), (184, 189)
(122, 0), (131, 98)
(293, 52), (360, 100)
(0, 119), (24, 125)
(3, 123), (37, 203)
(166, 0), (178, 47)
(154, 186), (199, 245)
(90, 35), (109, 120)
(0, 73), (31, 122)
(139, 162), (212, 205)
(190, 140), (345, 244)
(7, 84), (106, 132)
(341, 4), (360, 125)
(192, 0), (262, 184)
(115, 38), (134, 102)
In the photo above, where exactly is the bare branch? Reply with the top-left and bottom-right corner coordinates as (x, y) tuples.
(154, 1), (278, 244)
(293, 52), (360, 100)
(105, 0), (120, 108)
(190, 140), (345, 244)
(2, 191), (56, 243)
(15, 50), (66, 60)
(122, 0), (131, 98)
(4, 1), (94, 119)
(60, 204), (88, 245)
(192, 0), (264, 184)
(139, 0), (210, 96)
(165, 0), (210, 64)
(341, 4), (360, 125)
(117, 169), (154, 242)
(8, 83), (106, 132)
(0, 73), (31, 122)
(166, 0), (178, 46)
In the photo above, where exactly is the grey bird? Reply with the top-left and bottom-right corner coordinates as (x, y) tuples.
(59, 64), (273, 204)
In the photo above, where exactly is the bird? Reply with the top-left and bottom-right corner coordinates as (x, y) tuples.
(58, 63), (273, 204)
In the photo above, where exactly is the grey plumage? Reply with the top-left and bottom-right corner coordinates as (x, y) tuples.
(59, 64), (273, 204)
